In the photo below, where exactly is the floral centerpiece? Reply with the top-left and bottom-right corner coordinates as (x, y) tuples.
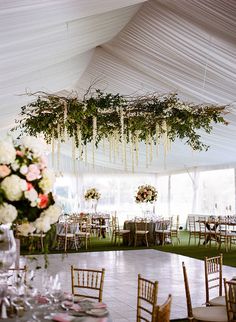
(135, 185), (158, 204)
(84, 188), (101, 201)
(0, 136), (61, 236)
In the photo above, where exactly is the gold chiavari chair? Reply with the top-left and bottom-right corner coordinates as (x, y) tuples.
(224, 278), (236, 322)
(182, 262), (227, 322)
(188, 215), (199, 245)
(71, 266), (105, 302)
(56, 222), (78, 252)
(113, 216), (130, 246)
(154, 294), (172, 322)
(155, 218), (171, 246)
(134, 219), (149, 247)
(170, 215), (180, 245)
(75, 216), (91, 250)
(137, 274), (158, 322)
(204, 254), (225, 306)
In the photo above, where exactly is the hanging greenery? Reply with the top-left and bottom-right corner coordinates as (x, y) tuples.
(13, 90), (228, 152)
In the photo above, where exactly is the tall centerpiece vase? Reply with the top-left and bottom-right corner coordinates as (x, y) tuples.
(141, 202), (154, 219)
(0, 226), (17, 303)
(90, 199), (98, 214)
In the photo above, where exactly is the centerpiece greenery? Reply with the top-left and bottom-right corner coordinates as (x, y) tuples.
(13, 89), (228, 170)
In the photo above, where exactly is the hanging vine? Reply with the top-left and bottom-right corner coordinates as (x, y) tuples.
(13, 89), (228, 154)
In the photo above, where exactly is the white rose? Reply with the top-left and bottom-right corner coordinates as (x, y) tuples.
(17, 222), (35, 236)
(33, 216), (51, 233)
(20, 165), (28, 175)
(24, 188), (38, 207)
(1, 175), (27, 201)
(21, 136), (47, 156)
(0, 203), (17, 224)
(41, 204), (61, 224)
(38, 169), (55, 194)
(0, 138), (16, 164)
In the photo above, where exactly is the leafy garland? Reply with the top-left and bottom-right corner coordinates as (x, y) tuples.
(14, 90), (228, 152)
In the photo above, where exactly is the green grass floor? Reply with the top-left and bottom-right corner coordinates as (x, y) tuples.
(21, 231), (236, 267)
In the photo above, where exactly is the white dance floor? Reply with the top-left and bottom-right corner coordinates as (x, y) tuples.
(27, 249), (236, 321)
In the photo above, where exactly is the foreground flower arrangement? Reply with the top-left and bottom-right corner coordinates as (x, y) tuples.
(84, 188), (101, 201)
(135, 185), (158, 203)
(0, 136), (61, 236)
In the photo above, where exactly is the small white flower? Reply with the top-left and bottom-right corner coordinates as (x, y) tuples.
(0, 203), (17, 224)
(38, 169), (55, 194)
(17, 222), (35, 236)
(11, 160), (20, 171)
(33, 216), (51, 233)
(24, 188), (38, 206)
(0, 138), (16, 164)
(21, 136), (47, 156)
(41, 204), (61, 224)
(20, 165), (28, 175)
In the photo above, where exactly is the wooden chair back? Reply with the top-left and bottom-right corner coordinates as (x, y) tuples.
(154, 294), (172, 322)
(135, 220), (148, 232)
(137, 274), (158, 322)
(204, 254), (223, 305)
(71, 266), (105, 302)
(224, 278), (236, 321)
(182, 262), (193, 319)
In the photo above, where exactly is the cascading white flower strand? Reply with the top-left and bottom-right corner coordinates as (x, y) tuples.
(57, 123), (61, 175)
(51, 129), (55, 168)
(92, 116), (97, 168)
(63, 101), (67, 141)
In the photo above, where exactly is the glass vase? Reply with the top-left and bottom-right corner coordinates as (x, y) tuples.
(141, 202), (154, 219)
(0, 226), (17, 300)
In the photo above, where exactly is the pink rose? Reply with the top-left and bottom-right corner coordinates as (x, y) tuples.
(16, 150), (24, 157)
(26, 164), (40, 181)
(0, 165), (11, 178)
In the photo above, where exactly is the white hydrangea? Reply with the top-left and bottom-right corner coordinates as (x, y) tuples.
(0, 138), (16, 164)
(1, 174), (27, 201)
(17, 222), (35, 236)
(38, 169), (55, 194)
(24, 188), (38, 207)
(0, 203), (17, 224)
(21, 136), (47, 156)
(41, 204), (61, 224)
(33, 215), (51, 233)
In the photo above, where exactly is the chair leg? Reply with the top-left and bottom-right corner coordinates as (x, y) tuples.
(145, 234), (149, 247)
(134, 234), (137, 247)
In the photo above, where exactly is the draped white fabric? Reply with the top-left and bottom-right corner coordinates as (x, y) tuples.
(0, 0), (144, 128)
(1, 0), (236, 174)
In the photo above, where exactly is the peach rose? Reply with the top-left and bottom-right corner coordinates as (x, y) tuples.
(0, 165), (11, 178)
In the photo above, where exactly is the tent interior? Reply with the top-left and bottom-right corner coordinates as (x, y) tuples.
(1, 0), (236, 225)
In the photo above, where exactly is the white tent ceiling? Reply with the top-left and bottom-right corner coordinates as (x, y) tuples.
(0, 0), (236, 174)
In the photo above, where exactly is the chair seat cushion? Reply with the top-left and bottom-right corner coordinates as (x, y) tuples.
(135, 231), (149, 234)
(76, 232), (90, 237)
(58, 233), (74, 238)
(192, 306), (227, 321)
(155, 230), (170, 233)
(209, 296), (225, 306)
(118, 230), (130, 234)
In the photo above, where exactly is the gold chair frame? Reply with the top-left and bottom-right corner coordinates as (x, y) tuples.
(71, 266), (105, 302)
(137, 274), (158, 322)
